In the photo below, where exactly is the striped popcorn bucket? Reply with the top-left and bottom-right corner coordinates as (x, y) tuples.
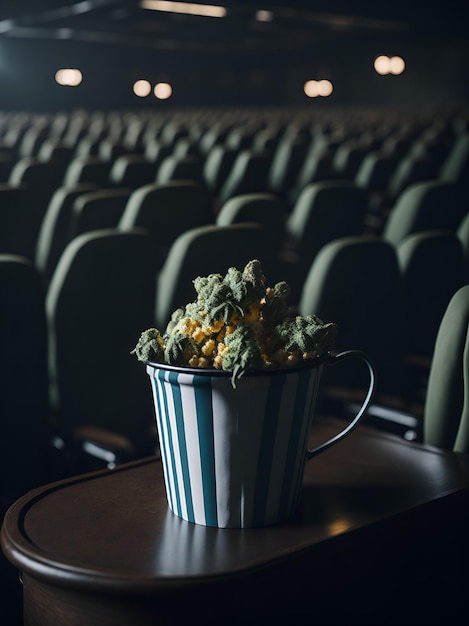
(146, 350), (375, 528)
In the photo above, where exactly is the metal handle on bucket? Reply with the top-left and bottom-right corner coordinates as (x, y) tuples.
(306, 350), (376, 460)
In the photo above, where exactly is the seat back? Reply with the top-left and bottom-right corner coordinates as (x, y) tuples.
(156, 155), (205, 185)
(286, 180), (367, 291)
(202, 145), (238, 195)
(7, 158), (66, 255)
(63, 155), (111, 186)
(0, 254), (50, 503)
(17, 125), (50, 158)
(46, 229), (156, 451)
(144, 141), (173, 174)
(289, 148), (336, 203)
(0, 184), (38, 260)
(397, 229), (466, 360)
(216, 192), (287, 252)
(384, 154), (438, 203)
(118, 181), (214, 270)
(331, 139), (370, 180)
(355, 151), (397, 192)
(267, 136), (309, 197)
(109, 154), (156, 189)
(155, 223), (269, 328)
(9, 156), (66, 192)
(298, 235), (406, 397)
(37, 138), (75, 166)
(424, 285), (469, 453)
(218, 150), (271, 203)
(69, 188), (132, 238)
(35, 183), (97, 283)
(98, 138), (131, 162)
(383, 180), (469, 246)
(439, 132), (469, 185)
(457, 208), (469, 281)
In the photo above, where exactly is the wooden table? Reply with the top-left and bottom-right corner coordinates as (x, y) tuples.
(2, 417), (469, 626)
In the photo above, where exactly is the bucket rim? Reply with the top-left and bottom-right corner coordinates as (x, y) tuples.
(144, 353), (330, 378)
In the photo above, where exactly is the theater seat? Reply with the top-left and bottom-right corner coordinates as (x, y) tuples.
(0, 184), (37, 260)
(0, 255), (50, 505)
(298, 235), (406, 401)
(218, 150), (271, 204)
(202, 145), (238, 195)
(154, 223), (270, 329)
(118, 180), (215, 270)
(109, 154), (156, 189)
(156, 154), (205, 186)
(63, 155), (112, 187)
(423, 285), (469, 453)
(69, 188), (132, 238)
(397, 229), (466, 365)
(46, 229), (158, 467)
(216, 192), (288, 273)
(284, 180), (367, 301)
(35, 183), (98, 284)
(383, 180), (468, 246)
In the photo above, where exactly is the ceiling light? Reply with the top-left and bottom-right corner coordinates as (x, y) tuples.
(140, 1), (226, 18)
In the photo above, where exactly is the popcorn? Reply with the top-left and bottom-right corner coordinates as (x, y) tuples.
(132, 259), (337, 385)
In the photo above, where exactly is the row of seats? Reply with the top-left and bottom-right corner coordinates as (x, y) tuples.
(298, 231), (467, 434)
(2, 105), (469, 502)
(1, 219), (467, 502)
(1, 123), (466, 211)
(2, 173), (469, 296)
(2, 106), (469, 626)
(0, 222), (274, 505)
(1, 106), (468, 225)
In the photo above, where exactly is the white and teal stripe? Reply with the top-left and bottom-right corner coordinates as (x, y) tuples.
(147, 364), (323, 528)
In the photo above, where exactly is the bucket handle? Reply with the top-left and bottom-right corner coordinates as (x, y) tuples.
(306, 350), (376, 460)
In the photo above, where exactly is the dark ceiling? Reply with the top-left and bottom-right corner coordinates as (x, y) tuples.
(0, 1), (466, 56)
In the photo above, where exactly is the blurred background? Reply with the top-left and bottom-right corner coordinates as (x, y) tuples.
(0, 0), (467, 110)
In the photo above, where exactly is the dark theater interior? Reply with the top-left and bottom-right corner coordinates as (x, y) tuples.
(1, 2), (469, 625)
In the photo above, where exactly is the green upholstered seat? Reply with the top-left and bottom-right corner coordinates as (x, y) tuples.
(202, 145), (238, 195)
(267, 135), (309, 197)
(289, 148), (336, 204)
(0, 254), (50, 503)
(98, 138), (132, 162)
(0, 184), (38, 260)
(7, 158), (67, 250)
(143, 140), (173, 173)
(384, 154), (438, 204)
(218, 150), (271, 204)
(17, 125), (50, 158)
(298, 235), (406, 398)
(37, 138), (75, 166)
(154, 223), (269, 329)
(331, 138), (371, 180)
(46, 229), (157, 457)
(69, 188), (132, 238)
(35, 183), (97, 284)
(63, 155), (111, 187)
(456, 211), (469, 281)
(216, 192), (287, 251)
(383, 180), (468, 246)
(439, 132), (469, 185)
(285, 180), (367, 297)
(423, 285), (469, 453)
(118, 180), (215, 271)
(355, 151), (397, 193)
(109, 154), (156, 189)
(397, 229), (466, 361)
(156, 154), (205, 186)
